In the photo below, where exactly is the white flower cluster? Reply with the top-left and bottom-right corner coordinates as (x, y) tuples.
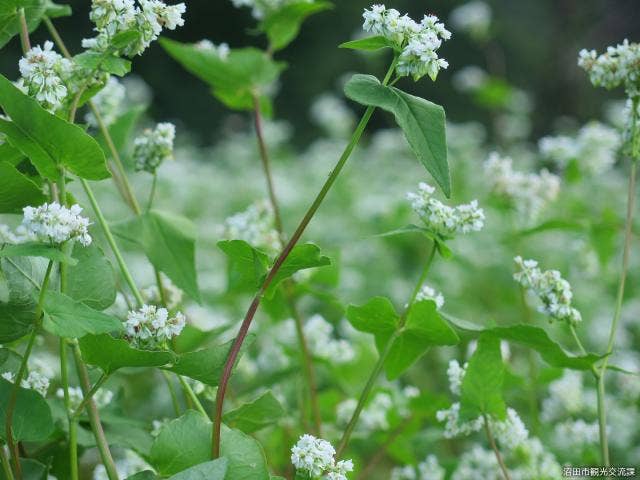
(2, 371), (50, 397)
(85, 76), (126, 127)
(362, 5), (451, 81)
(483, 152), (560, 224)
(336, 392), (392, 432)
(305, 315), (355, 364)
(391, 455), (445, 480)
(450, 445), (498, 480)
(407, 182), (485, 237)
(194, 39), (230, 60)
(449, 1), (492, 40)
(141, 273), (184, 310)
(553, 419), (599, 447)
(415, 284), (445, 309)
(17, 41), (72, 112)
(541, 371), (584, 421)
(0, 224), (19, 244)
(539, 121), (620, 175)
(578, 40), (640, 98)
(310, 94), (356, 138)
(21, 203), (92, 246)
(133, 122), (176, 173)
(513, 256), (582, 325)
(446, 359), (467, 396)
(83, 0), (186, 57)
(221, 201), (282, 254)
(291, 434), (353, 480)
(56, 386), (114, 411)
(125, 304), (186, 349)
(231, 0), (312, 20)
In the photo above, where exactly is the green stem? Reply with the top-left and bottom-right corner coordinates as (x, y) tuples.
(518, 286), (540, 434)
(71, 373), (110, 419)
(5, 260), (54, 478)
(18, 9), (30, 53)
(336, 242), (436, 458)
(162, 371), (181, 416)
(80, 179), (144, 306)
(483, 414), (512, 480)
(147, 172), (158, 213)
(43, 17), (71, 58)
(211, 58), (399, 458)
(0, 444), (14, 480)
(60, 340), (78, 480)
(71, 342), (119, 480)
(177, 376), (208, 418)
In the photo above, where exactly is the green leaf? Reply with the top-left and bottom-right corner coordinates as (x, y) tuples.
(262, 1), (332, 51)
(0, 143), (26, 166)
(150, 411), (268, 479)
(264, 243), (331, 298)
(95, 105), (146, 163)
(44, 0), (71, 18)
(223, 391), (285, 433)
(0, 161), (45, 213)
(339, 35), (396, 51)
(0, 75), (110, 180)
(79, 333), (175, 374)
(167, 459), (228, 480)
(0, 242), (77, 265)
(0, 378), (53, 442)
(0, 0), (46, 49)
(485, 324), (601, 370)
(346, 296), (399, 336)
(125, 473), (157, 480)
(43, 291), (123, 338)
(0, 257), (37, 342)
(74, 51), (131, 77)
(217, 240), (270, 293)
(66, 244), (116, 310)
(0, 458), (48, 480)
(161, 39), (284, 111)
(459, 334), (506, 421)
(344, 74), (450, 196)
(112, 210), (200, 302)
(165, 335), (255, 386)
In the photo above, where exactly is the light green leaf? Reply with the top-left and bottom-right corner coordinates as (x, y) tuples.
(264, 243), (331, 298)
(0, 378), (53, 442)
(339, 35), (396, 51)
(0, 0), (46, 49)
(0, 257), (37, 342)
(262, 1), (332, 51)
(459, 334), (506, 421)
(164, 335), (255, 386)
(0, 161), (45, 213)
(0, 143), (26, 166)
(0, 242), (77, 265)
(161, 39), (284, 111)
(346, 296), (399, 336)
(219, 424), (269, 480)
(167, 459), (228, 480)
(223, 391), (285, 433)
(79, 333), (175, 374)
(44, 0), (71, 18)
(66, 244), (116, 310)
(217, 240), (270, 293)
(0, 74), (110, 180)
(112, 210), (200, 302)
(43, 291), (123, 338)
(74, 51), (131, 77)
(344, 74), (450, 196)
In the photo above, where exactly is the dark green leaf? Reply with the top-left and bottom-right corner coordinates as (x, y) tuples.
(262, 1), (332, 51)
(344, 74), (450, 196)
(264, 243), (330, 298)
(0, 0), (46, 49)
(74, 51), (131, 77)
(43, 291), (123, 338)
(0, 242), (77, 265)
(95, 105), (146, 163)
(223, 391), (285, 433)
(0, 378), (53, 442)
(0, 74), (110, 180)
(125, 472), (157, 480)
(217, 240), (270, 293)
(459, 334), (506, 421)
(112, 210), (200, 302)
(79, 334), (175, 374)
(0, 257), (37, 342)
(44, 0), (71, 18)
(339, 35), (395, 51)
(167, 459), (228, 480)
(66, 244), (116, 310)
(346, 296), (399, 336)
(0, 161), (45, 213)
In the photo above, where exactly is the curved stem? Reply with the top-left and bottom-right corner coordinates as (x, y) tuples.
(335, 242), (436, 458)
(71, 373), (110, 419)
(483, 414), (512, 480)
(71, 342), (119, 480)
(211, 59), (399, 458)
(147, 172), (158, 213)
(162, 371), (181, 416)
(177, 375), (208, 418)
(5, 260), (54, 478)
(43, 17), (70, 58)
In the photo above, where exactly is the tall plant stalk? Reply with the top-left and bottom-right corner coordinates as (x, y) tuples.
(211, 58), (399, 458)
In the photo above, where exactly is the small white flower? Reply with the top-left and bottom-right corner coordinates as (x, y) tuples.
(221, 200), (282, 254)
(291, 434), (353, 479)
(125, 304), (186, 349)
(578, 40), (640, 98)
(195, 39), (230, 60)
(446, 360), (467, 396)
(56, 386), (113, 411)
(21, 203), (92, 246)
(0, 224), (19, 244)
(133, 122), (176, 173)
(85, 76), (126, 127)
(415, 284), (445, 309)
(141, 273), (184, 310)
(2, 371), (50, 397)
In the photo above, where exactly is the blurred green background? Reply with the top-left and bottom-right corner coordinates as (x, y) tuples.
(1, 0), (639, 145)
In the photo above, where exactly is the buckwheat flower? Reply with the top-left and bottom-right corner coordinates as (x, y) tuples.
(337, 392), (392, 432)
(305, 315), (355, 364)
(141, 273), (184, 310)
(2, 371), (50, 397)
(450, 445), (498, 480)
(17, 41), (72, 112)
(0, 224), (18, 244)
(436, 402), (484, 438)
(89, 0), (137, 36)
(57, 386), (113, 411)
(415, 284), (445, 309)
(538, 135), (579, 168)
(21, 203), (92, 246)
(417, 455), (446, 480)
(290, 434), (336, 477)
(125, 304), (186, 349)
(195, 39), (230, 60)
(491, 408), (528, 450)
(133, 122), (176, 173)
(140, 0), (185, 30)
(449, 1), (492, 40)
(553, 419), (599, 447)
(85, 76), (126, 127)
(514, 256), (582, 325)
(541, 371), (584, 421)
(397, 33), (449, 81)
(446, 360), (467, 396)
(221, 201), (282, 254)
(578, 40), (640, 97)
(407, 182), (484, 237)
